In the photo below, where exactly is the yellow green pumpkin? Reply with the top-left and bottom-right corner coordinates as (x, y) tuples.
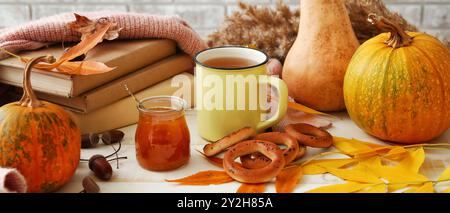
(0, 56), (81, 192)
(344, 14), (450, 144)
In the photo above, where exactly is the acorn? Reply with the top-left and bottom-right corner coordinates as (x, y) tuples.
(101, 130), (125, 145)
(82, 176), (100, 193)
(81, 133), (100, 148)
(64, 47), (86, 61)
(88, 154), (113, 181)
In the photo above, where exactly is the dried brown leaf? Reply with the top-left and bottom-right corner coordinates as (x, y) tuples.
(275, 166), (303, 193)
(68, 13), (122, 41)
(56, 60), (115, 75)
(166, 171), (233, 185)
(197, 150), (223, 168)
(57, 20), (112, 65)
(237, 183), (266, 193)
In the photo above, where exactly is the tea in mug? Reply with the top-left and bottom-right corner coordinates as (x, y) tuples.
(202, 57), (258, 69)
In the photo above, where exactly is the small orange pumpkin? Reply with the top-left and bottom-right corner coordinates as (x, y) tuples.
(344, 14), (450, 144)
(0, 56), (81, 192)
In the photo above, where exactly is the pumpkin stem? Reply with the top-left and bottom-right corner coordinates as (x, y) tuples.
(18, 55), (56, 108)
(368, 14), (413, 48)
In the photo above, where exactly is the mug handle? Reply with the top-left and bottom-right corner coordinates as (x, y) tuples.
(255, 76), (288, 132)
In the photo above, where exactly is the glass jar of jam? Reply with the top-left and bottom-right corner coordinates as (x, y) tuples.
(135, 96), (190, 171)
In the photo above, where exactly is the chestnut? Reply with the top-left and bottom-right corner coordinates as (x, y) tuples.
(82, 176), (100, 193)
(81, 133), (100, 148)
(88, 154), (113, 181)
(101, 130), (124, 145)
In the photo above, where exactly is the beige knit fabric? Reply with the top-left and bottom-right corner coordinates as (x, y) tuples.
(0, 168), (27, 193)
(0, 12), (207, 59)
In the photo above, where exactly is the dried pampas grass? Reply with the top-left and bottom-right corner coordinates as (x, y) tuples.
(208, 0), (418, 62)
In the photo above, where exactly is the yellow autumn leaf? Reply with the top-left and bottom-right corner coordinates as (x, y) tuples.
(405, 183), (434, 193)
(353, 147), (392, 159)
(361, 157), (403, 192)
(306, 181), (375, 193)
(383, 146), (408, 161)
(288, 102), (332, 117)
(375, 166), (428, 192)
(357, 184), (387, 193)
(358, 156), (382, 167)
(365, 142), (387, 149)
(437, 166), (450, 181)
(358, 156), (381, 166)
(362, 158), (428, 192)
(361, 154), (428, 183)
(380, 167), (428, 182)
(303, 166), (327, 175)
(359, 157), (393, 191)
(442, 187), (450, 193)
(333, 137), (389, 156)
(333, 137), (373, 154)
(396, 147), (425, 173)
(388, 184), (409, 192)
(357, 156), (398, 191)
(302, 165), (327, 175)
(302, 158), (356, 175)
(325, 166), (383, 184)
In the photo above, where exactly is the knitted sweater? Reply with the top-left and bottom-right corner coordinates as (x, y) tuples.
(0, 12), (207, 59)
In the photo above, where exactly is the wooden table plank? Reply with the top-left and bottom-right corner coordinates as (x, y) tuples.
(58, 111), (450, 193)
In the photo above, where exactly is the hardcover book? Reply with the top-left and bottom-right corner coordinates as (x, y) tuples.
(68, 72), (194, 134)
(37, 54), (193, 113)
(0, 39), (176, 97)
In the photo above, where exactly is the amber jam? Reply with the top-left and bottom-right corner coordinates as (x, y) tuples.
(135, 96), (190, 171)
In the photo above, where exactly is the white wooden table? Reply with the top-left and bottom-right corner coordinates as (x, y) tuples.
(58, 111), (450, 193)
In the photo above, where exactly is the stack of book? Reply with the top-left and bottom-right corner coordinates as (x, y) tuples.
(0, 39), (195, 134)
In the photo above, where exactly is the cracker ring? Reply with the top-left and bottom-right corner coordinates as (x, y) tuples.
(285, 123), (333, 148)
(203, 127), (255, 157)
(223, 140), (285, 183)
(240, 132), (299, 169)
(295, 145), (307, 160)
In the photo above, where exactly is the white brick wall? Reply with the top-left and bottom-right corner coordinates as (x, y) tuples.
(0, 0), (449, 40)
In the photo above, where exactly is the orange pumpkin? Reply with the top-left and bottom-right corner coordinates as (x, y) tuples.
(0, 56), (81, 192)
(344, 14), (450, 144)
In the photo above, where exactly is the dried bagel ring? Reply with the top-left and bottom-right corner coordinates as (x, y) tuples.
(203, 127), (255, 157)
(295, 145), (307, 160)
(285, 123), (333, 148)
(240, 132), (299, 169)
(223, 140), (285, 183)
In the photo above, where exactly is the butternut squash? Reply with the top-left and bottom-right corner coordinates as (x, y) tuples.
(283, 0), (359, 111)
